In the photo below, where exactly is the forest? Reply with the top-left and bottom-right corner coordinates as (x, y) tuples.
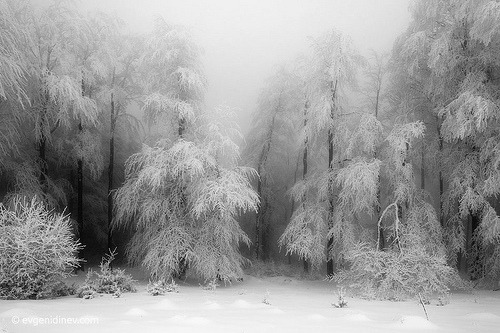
(1, 0), (500, 308)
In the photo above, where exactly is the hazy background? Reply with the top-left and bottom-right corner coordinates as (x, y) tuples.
(71, 0), (412, 133)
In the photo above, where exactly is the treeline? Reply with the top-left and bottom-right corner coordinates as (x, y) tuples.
(245, 0), (500, 294)
(2, 0), (500, 297)
(0, 0), (261, 283)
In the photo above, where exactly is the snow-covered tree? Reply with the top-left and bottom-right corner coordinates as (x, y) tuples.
(399, 0), (500, 282)
(114, 107), (258, 282)
(103, 31), (144, 251)
(333, 120), (461, 300)
(361, 51), (390, 248)
(60, 11), (119, 256)
(140, 17), (205, 141)
(0, 0), (29, 170)
(6, 2), (98, 209)
(279, 30), (364, 275)
(0, 0), (28, 105)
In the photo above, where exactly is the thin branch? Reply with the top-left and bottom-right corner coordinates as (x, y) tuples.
(418, 293), (430, 321)
(376, 201), (398, 250)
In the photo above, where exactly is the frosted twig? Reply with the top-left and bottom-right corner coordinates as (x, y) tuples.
(376, 201), (398, 250)
(418, 293), (429, 321)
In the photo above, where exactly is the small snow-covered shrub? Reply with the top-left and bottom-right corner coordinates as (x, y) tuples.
(201, 278), (219, 291)
(332, 287), (348, 308)
(332, 243), (463, 300)
(262, 290), (271, 305)
(146, 279), (179, 296)
(76, 250), (136, 298)
(0, 198), (82, 299)
(51, 281), (77, 297)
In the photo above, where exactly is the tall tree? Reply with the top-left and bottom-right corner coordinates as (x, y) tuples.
(10, 2), (98, 210)
(246, 66), (301, 260)
(279, 31), (363, 274)
(0, 0), (28, 104)
(64, 12), (118, 259)
(362, 51), (389, 249)
(0, 0), (29, 166)
(113, 107), (259, 282)
(308, 30), (363, 275)
(140, 17), (205, 141)
(401, 0), (500, 281)
(105, 32), (143, 252)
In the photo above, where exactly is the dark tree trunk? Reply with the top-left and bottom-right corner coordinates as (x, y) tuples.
(77, 77), (86, 270)
(437, 121), (444, 227)
(302, 99), (309, 273)
(373, 84), (384, 250)
(178, 118), (186, 137)
(77, 146), (84, 270)
(326, 79), (338, 276)
(469, 212), (482, 280)
(107, 90), (116, 252)
(421, 143), (425, 190)
(255, 111), (278, 260)
(255, 163), (263, 259)
(38, 93), (49, 193)
(327, 130), (334, 275)
(39, 136), (47, 189)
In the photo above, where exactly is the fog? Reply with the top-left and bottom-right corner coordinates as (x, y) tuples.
(75, 0), (412, 133)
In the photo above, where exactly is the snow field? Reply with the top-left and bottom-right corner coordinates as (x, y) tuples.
(0, 275), (499, 332)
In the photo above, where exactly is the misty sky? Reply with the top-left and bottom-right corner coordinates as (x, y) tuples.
(73, 0), (412, 133)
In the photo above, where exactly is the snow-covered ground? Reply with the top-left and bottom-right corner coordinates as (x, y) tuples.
(1, 272), (499, 333)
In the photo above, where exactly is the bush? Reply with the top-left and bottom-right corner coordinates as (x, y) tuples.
(146, 279), (179, 296)
(76, 250), (136, 298)
(332, 243), (464, 300)
(0, 198), (82, 299)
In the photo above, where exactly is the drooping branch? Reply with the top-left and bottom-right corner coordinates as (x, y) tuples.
(376, 201), (401, 252)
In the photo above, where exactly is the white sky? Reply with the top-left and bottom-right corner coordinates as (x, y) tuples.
(74, 0), (412, 133)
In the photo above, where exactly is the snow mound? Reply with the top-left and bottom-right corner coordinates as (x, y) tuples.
(0, 308), (36, 319)
(267, 308), (285, 314)
(124, 307), (149, 316)
(465, 312), (500, 321)
(169, 315), (211, 326)
(113, 320), (134, 328)
(306, 313), (327, 321)
(204, 301), (222, 310)
(232, 299), (266, 309)
(151, 299), (176, 310)
(342, 313), (371, 322)
(394, 316), (438, 330)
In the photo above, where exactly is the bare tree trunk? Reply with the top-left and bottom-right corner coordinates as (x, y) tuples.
(107, 87), (116, 252)
(327, 129), (334, 275)
(327, 79), (338, 276)
(77, 77), (86, 270)
(421, 142), (425, 190)
(373, 82), (384, 250)
(255, 111), (278, 260)
(77, 119), (84, 270)
(255, 162), (263, 259)
(302, 99), (310, 273)
(437, 121), (444, 227)
(39, 135), (47, 189)
(38, 91), (49, 193)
